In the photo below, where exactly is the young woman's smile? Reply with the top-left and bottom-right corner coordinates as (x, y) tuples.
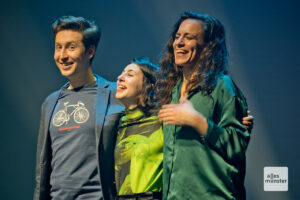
(116, 63), (144, 109)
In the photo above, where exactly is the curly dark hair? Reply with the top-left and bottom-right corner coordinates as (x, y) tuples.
(131, 57), (159, 116)
(158, 11), (228, 105)
(52, 16), (101, 63)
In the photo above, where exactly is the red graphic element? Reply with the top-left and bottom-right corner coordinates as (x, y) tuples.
(59, 126), (80, 131)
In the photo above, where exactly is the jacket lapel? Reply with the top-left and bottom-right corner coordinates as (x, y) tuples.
(95, 74), (110, 146)
(44, 92), (60, 134)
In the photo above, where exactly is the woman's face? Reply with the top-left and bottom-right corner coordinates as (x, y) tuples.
(116, 63), (144, 109)
(173, 19), (205, 68)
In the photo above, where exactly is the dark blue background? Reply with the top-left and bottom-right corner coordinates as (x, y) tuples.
(0, 0), (299, 199)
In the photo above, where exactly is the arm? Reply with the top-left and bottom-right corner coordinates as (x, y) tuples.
(159, 97), (208, 135)
(33, 102), (46, 200)
(205, 87), (250, 162)
(159, 76), (250, 162)
(34, 91), (59, 200)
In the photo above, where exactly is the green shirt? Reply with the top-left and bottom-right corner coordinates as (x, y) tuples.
(163, 75), (250, 200)
(114, 108), (163, 195)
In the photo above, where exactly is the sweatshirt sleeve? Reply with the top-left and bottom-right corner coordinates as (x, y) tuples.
(205, 76), (250, 164)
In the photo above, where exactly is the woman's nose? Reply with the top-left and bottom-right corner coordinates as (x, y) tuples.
(117, 74), (124, 81)
(176, 37), (184, 46)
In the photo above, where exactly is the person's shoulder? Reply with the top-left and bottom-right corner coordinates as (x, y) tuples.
(215, 74), (247, 103)
(217, 74), (233, 87)
(94, 74), (117, 89)
(214, 74), (232, 90)
(107, 80), (117, 89)
(215, 75), (241, 97)
(94, 74), (123, 108)
(45, 89), (60, 101)
(42, 89), (60, 106)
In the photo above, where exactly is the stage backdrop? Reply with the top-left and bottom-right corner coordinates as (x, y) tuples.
(0, 0), (299, 199)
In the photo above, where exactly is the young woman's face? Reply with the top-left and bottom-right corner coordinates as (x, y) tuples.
(116, 63), (144, 109)
(173, 19), (205, 68)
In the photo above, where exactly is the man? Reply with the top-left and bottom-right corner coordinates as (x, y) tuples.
(34, 16), (123, 200)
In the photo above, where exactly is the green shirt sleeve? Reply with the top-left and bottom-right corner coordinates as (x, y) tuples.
(205, 76), (250, 163)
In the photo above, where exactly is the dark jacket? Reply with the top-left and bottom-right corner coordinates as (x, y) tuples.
(33, 74), (124, 200)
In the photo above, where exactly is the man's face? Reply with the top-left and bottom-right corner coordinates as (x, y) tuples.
(54, 30), (93, 79)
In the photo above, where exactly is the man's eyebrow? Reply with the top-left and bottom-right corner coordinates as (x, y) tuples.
(55, 41), (77, 45)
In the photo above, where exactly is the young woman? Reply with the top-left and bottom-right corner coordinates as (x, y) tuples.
(114, 58), (163, 200)
(158, 11), (251, 199)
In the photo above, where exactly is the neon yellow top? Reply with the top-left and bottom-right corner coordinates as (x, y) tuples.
(114, 108), (163, 195)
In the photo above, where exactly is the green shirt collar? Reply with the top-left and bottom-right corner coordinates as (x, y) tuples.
(172, 78), (204, 103)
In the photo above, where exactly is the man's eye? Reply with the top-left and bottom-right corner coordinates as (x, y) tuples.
(69, 46), (76, 50)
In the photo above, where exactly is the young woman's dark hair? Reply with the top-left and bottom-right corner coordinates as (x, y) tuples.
(158, 11), (228, 105)
(131, 57), (159, 116)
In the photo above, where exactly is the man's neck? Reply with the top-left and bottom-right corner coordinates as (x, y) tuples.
(68, 67), (95, 89)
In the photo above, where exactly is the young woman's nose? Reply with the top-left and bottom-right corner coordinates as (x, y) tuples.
(117, 73), (125, 82)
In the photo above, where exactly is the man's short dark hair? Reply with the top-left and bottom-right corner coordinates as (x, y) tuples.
(52, 16), (101, 62)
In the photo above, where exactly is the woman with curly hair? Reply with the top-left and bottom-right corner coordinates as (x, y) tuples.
(158, 11), (251, 199)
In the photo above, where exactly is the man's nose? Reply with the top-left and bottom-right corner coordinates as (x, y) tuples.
(60, 48), (68, 60)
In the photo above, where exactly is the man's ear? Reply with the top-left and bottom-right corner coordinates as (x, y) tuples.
(87, 45), (96, 59)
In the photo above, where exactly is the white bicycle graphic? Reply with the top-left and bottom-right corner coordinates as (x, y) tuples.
(53, 101), (89, 127)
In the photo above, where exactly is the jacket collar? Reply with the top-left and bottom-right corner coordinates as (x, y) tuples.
(60, 73), (109, 90)
(95, 73), (109, 89)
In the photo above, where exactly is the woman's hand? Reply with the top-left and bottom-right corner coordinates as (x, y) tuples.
(159, 97), (208, 135)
